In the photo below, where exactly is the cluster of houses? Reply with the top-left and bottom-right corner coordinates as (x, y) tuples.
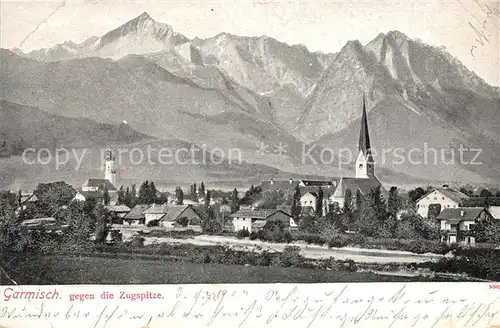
(13, 103), (500, 245)
(415, 186), (500, 244)
(105, 203), (203, 230)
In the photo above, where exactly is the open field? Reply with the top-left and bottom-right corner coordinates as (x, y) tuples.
(1, 255), (449, 285)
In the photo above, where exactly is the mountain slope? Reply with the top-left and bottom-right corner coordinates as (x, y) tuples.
(0, 99), (152, 150)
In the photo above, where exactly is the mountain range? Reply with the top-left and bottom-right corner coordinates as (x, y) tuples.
(2, 12), (499, 190)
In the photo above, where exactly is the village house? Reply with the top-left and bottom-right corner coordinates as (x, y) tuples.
(437, 207), (493, 245)
(416, 186), (469, 218)
(73, 190), (105, 205)
(20, 217), (68, 233)
(16, 191), (38, 213)
(159, 205), (202, 230)
(230, 208), (296, 233)
(105, 205), (131, 223)
(122, 204), (150, 225)
(143, 204), (168, 225)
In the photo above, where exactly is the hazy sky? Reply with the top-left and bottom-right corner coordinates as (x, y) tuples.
(1, 0), (499, 85)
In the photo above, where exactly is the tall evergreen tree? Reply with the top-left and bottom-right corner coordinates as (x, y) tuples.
(199, 182), (206, 198)
(138, 181), (150, 204)
(175, 187), (184, 205)
(355, 190), (363, 210)
(117, 186), (125, 205)
(103, 186), (110, 206)
(291, 185), (302, 219)
(316, 186), (324, 217)
(343, 189), (352, 213)
(124, 187), (131, 208)
(205, 190), (211, 209)
(230, 188), (239, 213)
(130, 184), (137, 207)
(387, 186), (402, 219)
(149, 181), (158, 204)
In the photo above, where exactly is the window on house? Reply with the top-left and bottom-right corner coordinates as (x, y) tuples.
(468, 224), (475, 231)
(442, 197), (445, 200)
(359, 164), (363, 168)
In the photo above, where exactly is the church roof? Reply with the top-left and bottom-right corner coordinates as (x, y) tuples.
(300, 180), (334, 187)
(83, 178), (117, 191)
(332, 176), (385, 197)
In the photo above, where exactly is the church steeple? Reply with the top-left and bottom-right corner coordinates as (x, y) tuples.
(358, 95), (371, 156)
(355, 95), (374, 179)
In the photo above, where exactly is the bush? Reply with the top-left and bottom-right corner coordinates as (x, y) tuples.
(236, 229), (250, 239)
(249, 231), (259, 240)
(129, 236), (145, 247)
(146, 219), (159, 227)
(275, 246), (303, 267)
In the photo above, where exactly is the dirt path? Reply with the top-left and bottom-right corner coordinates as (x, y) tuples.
(138, 234), (444, 264)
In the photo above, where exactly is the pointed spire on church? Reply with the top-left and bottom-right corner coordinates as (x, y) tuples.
(358, 94), (371, 156)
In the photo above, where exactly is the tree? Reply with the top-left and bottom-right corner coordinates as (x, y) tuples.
(408, 187), (426, 204)
(62, 201), (95, 251)
(480, 189), (493, 198)
(103, 186), (110, 206)
(138, 181), (150, 204)
(131, 184), (137, 207)
(204, 190), (211, 209)
(460, 186), (474, 197)
(33, 181), (76, 217)
(94, 204), (110, 244)
(240, 185), (262, 205)
(124, 187), (131, 208)
(387, 186), (402, 219)
(199, 182), (206, 198)
(230, 188), (240, 213)
(291, 185), (302, 219)
(343, 189), (352, 213)
(176, 187), (184, 205)
(157, 192), (168, 205)
(315, 186), (324, 217)
(117, 186), (126, 205)
(201, 206), (221, 233)
(355, 190), (363, 210)
(149, 181), (158, 204)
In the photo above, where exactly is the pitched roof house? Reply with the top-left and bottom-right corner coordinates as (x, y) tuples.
(143, 204), (169, 225)
(123, 204), (151, 225)
(437, 207), (492, 244)
(230, 209), (295, 233)
(416, 187), (470, 218)
(159, 205), (202, 228)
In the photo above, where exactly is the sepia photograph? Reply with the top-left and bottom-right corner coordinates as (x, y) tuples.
(0, 0), (499, 291)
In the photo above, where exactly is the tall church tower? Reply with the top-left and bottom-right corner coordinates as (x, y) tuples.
(104, 149), (117, 187)
(355, 96), (375, 179)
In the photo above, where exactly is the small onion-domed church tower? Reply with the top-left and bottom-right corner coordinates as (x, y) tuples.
(104, 149), (117, 187)
(355, 96), (375, 179)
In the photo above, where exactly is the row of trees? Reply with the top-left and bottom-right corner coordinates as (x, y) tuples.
(117, 181), (168, 207)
